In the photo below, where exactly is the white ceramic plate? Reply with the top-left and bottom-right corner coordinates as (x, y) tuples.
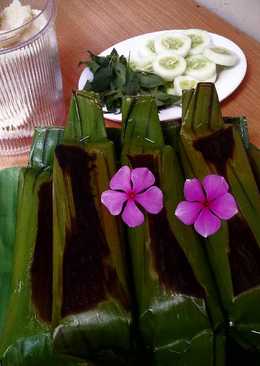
(78, 30), (247, 122)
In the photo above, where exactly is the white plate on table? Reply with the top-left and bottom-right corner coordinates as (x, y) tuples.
(78, 30), (247, 122)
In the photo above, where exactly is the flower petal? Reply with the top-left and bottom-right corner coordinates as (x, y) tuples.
(194, 208), (221, 238)
(175, 201), (203, 225)
(109, 166), (131, 192)
(131, 167), (155, 193)
(136, 186), (163, 214)
(210, 193), (238, 220)
(202, 175), (229, 201)
(122, 200), (144, 228)
(101, 190), (127, 215)
(184, 178), (205, 202)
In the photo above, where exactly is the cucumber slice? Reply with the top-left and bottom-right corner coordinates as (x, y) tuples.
(186, 55), (216, 81)
(154, 32), (191, 57)
(204, 46), (238, 66)
(166, 87), (177, 95)
(138, 38), (157, 58)
(129, 48), (155, 72)
(173, 75), (198, 96)
(153, 53), (187, 81)
(184, 29), (211, 55)
(205, 72), (217, 83)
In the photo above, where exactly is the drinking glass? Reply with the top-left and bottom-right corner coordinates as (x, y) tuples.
(0, 0), (65, 155)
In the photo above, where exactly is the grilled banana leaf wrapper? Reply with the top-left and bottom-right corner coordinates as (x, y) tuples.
(0, 129), (87, 365)
(1, 87), (260, 365)
(162, 116), (260, 365)
(120, 95), (225, 366)
(162, 115), (249, 153)
(52, 91), (133, 365)
(179, 82), (260, 355)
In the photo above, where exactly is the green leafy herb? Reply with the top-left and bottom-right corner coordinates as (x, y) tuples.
(80, 49), (180, 113)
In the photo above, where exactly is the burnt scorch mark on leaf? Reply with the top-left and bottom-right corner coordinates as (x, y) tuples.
(148, 208), (205, 298)
(31, 180), (53, 323)
(193, 127), (234, 176)
(228, 216), (260, 296)
(55, 145), (127, 316)
(129, 154), (205, 298)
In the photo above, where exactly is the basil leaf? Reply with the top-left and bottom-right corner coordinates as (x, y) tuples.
(91, 65), (113, 92)
(112, 63), (127, 90)
(80, 49), (181, 112)
(138, 72), (164, 89)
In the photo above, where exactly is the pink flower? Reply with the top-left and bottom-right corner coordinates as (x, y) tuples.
(175, 175), (238, 238)
(101, 165), (163, 228)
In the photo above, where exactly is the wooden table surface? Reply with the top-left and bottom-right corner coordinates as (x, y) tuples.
(1, 0), (260, 168)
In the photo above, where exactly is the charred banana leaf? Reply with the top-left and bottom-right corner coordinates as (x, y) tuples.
(120, 95), (225, 366)
(0, 129), (85, 365)
(179, 82), (260, 354)
(52, 91), (132, 365)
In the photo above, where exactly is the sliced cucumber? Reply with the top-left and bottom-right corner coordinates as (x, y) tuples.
(204, 46), (238, 66)
(129, 48), (155, 72)
(153, 53), (187, 81)
(185, 55), (216, 81)
(173, 75), (198, 96)
(205, 73), (217, 83)
(184, 29), (211, 55)
(138, 38), (157, 58)
(166, 87), (177, 95)
(154, 32), (191, 57)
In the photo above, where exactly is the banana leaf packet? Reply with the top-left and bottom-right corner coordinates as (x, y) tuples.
(51, 91), (133, 366)
(118, 95), (227, 366)
(177, 82), (260, 362)
(1, 86), (260, 365)
(0, 128), (87, 365)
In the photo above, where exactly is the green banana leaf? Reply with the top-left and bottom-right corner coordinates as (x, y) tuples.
(29, 126), (64, 169)
(120, 95), (225, 366)
(247, 143), (260, 191)
(179, 82), (260, 354)
(0, 129), (86, 366)
(52, 91), (133, 365)
(0, 168), (22, 338)
(1, 333), (88, 366)
(226, 334), (260, 366)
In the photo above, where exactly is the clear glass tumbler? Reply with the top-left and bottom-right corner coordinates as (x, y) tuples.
(0, 0), (65, 155)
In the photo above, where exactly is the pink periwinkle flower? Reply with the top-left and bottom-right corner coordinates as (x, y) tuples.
(175, 175), (238, 238)
(101, 165), (163, 228)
